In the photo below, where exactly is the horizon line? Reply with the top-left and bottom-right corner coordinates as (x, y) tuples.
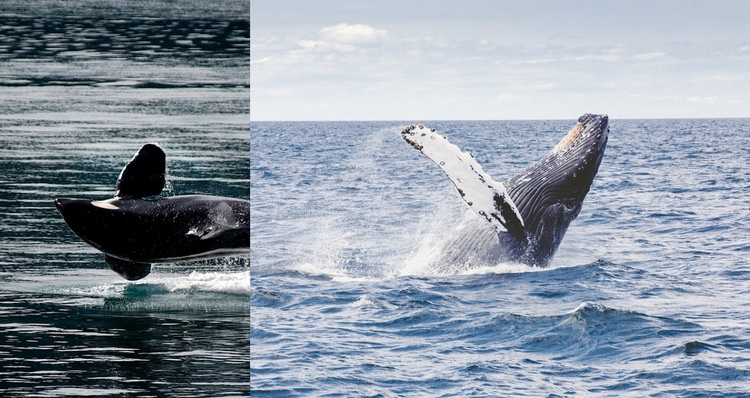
(250, 115), (750, 123)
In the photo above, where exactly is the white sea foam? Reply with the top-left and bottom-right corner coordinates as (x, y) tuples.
(457, 262), (541, 275)
(291, 261), (377, 283)
(142, 270), (250, 294)
(48, 268), (249, 301)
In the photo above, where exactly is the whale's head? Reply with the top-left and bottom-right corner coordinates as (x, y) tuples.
(545, 113), (609, 204)
(55, 198), (95, 237)
(54, 198), (117, 251)
(506, 113), (609, 265)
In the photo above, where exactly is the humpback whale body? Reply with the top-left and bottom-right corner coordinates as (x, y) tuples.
(54, 144), (249, 280)
(402, 113), (609, 270)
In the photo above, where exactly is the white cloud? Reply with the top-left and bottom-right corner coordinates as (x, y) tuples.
(296, 39), (357, 53)
(633, 52), (666, 60)
(496, 93), (520, 102)
(318, 23), (388, 46)
(250, 56), (273, 66)
(252, 3), (750, 120)
(686, 96), (720, 104)
(571, 54), (620, 62)
(292, 23), (389, 54)
(566, 46), (622, 62)
(522, 58), (557, 65)
(630, 94), (721, 106)
(693, 74), (745, 83)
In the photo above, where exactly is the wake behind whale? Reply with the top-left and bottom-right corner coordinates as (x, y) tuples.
(402, 114), (609, 272)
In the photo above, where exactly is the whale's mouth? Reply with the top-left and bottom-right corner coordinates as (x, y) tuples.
(54, 197), (83, 220)
(54, 197), (96, 244)
(54, 197), (68, 213)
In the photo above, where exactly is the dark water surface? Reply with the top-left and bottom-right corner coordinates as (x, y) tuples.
(251, 119), (750, 396)
(1, 1), (249, 396)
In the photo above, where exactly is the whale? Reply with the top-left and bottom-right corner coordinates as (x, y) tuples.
(401, 113), (609, 271)
(54, 143), (249, 280)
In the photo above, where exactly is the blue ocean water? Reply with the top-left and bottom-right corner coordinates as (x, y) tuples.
(0, 1), (249, 396)
(251, 119), (750, 396)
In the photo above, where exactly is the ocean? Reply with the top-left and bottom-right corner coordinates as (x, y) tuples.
(250, 119), (750, 396)
(3, 1), (750, 396)
(0, 1), (249, 396)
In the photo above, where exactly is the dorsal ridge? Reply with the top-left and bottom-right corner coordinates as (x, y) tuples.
(115, 143), (166, 198)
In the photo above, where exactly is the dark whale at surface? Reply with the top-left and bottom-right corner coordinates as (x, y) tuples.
(54, 143), (249, 280)
(402, 113), (609, 271)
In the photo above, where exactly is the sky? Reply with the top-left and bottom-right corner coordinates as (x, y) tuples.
(251, 0), (750, 120)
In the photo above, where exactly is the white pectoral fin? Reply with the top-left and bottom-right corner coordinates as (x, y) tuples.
(401, 125), (526, 236)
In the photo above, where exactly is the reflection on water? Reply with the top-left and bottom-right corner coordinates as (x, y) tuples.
(0, 17), (249, 63)
(0, 0), (249, 396)
(2, 290), (249, 397)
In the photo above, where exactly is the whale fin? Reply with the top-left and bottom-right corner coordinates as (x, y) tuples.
(401, 125), (525, 237)
(105, 255), (152, 281)
(115, 143), (165, 198)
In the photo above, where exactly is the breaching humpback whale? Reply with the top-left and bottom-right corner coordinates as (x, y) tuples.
(402, 113), (608, 270)
(54, 143), (249, 280)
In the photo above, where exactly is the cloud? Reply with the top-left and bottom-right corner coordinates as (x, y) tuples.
(496, 93), (521, 102)
(293, 23), (389, 54)
(250, 56), (273, 66)
(630, 94), (721, 106)
(571, 53), (620, 62)
(566, 47), (622, 62)
(686, 96), (719, 104)
(693, 74), (745, 83)
(521, 58), (557, 65)
(318, 23), (388, 46)
(252, 4), (750, 120)
(296, 39), (345, 52)
(633, 52), (666, 60)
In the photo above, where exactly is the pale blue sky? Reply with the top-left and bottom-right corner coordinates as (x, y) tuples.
(251, 1), (750, 120)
